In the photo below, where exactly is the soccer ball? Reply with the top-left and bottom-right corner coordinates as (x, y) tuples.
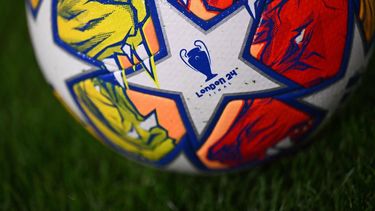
(26, 0), (374, 173)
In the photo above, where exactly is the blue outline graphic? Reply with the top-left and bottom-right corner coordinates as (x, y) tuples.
(26, 0), (43, 18)
(241, 0), (355, 97)
(60, 0), (356, 172)
(52, 0), (168, 76)
(66, 69), (326, 172)
(67, 70), (195, 167)
(166, 0), (245, 31)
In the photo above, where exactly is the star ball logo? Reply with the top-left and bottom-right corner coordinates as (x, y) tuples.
(180, 40), (239, 98)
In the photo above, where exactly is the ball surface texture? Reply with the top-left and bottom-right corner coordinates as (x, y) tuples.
(26, 0), (374, 173)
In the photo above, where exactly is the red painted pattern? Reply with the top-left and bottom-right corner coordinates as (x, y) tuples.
(206, 0), (234, 10)
(177, 0), (236, 11)
(207, 98), (314, 167)
(251, 0), (349, 88)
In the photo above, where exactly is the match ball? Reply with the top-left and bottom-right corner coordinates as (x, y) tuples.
(26, 0), (374, 173)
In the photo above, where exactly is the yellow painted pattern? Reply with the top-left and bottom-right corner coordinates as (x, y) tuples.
(57, 0), (141, 60)
(73, 78), (176, 161)
(57, 0), (160, 86)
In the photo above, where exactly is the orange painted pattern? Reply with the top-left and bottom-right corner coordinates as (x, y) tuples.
(30, 0), (41, 9)
(197, 100), (244, 168)
(189, 0), (219, 21)
(118, 19), (161, 70)
(127, 90), (186, 141)
(178, 0), (237, 21)
(198, 98), (314, 169)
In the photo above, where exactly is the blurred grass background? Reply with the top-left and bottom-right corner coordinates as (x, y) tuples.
(0, 1), (374, 210)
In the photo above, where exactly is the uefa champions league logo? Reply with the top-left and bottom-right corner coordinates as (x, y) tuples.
(180, 40), (239, 98)
(180, 40), (218, 82)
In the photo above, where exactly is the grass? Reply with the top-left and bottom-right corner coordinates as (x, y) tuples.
(0, 1), (375, 210)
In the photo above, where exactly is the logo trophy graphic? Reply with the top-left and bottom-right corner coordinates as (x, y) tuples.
(180, 40), (218, 82)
